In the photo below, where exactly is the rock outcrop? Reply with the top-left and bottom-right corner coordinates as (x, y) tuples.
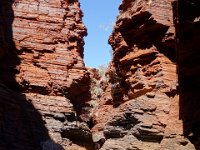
(1, 0), (200, 149)
(0, 0), (93, 149)
(91, 0), (200, 149)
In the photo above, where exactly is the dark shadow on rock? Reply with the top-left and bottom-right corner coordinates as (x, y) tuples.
(0, 0), (21, 91)
(0, 85), (48, 150)
(173, 0), (200, 149)
(0, 0), (64, 149)
(61, 124), (94, 150)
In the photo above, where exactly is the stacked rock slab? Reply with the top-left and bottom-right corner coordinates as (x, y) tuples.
(91, 0), (197, 149)
(0, 0), (92, 149)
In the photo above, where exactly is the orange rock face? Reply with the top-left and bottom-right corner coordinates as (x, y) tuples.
(92, 0), (198, 149)
(0, 0), (200, 149)
(0, 0), (92, 149)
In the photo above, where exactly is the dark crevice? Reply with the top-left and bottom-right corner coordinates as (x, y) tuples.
(174, 0), (200, 149)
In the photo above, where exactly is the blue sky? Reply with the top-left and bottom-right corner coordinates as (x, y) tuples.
(79, 0), (121, 68)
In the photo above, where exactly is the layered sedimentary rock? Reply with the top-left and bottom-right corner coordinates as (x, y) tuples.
(0, 0), (93, 149)
(1, 0), (200, 149)
(91, 0), (199, 149)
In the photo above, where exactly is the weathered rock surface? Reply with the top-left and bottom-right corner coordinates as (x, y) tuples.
(0, 0), (92, 149)
(91, 0), (199, 149)
(1, 0), (200, 149)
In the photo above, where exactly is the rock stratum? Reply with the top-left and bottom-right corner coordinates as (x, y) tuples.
(92, 0), (200, 149)
(0, 0), (200, 150)
(0, 0), (92, 149)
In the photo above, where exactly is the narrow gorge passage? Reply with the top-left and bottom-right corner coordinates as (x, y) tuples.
(80, 0), (121, 68)
(0, 0), (200, 150)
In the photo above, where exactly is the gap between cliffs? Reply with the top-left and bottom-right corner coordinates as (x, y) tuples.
(0, 0), (200, 150)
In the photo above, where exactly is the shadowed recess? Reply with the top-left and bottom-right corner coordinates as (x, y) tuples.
(174, 0), (200, 149)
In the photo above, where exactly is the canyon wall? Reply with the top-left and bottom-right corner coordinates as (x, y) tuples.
(1, 0), (200, 150)
(91, 0), (200, 149)
(0, 0), (93, 149)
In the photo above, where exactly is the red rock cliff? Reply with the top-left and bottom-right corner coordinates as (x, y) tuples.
(1, 0), (200, 150)
(91, 0), (200, 149)
(0, 0), (93, 149)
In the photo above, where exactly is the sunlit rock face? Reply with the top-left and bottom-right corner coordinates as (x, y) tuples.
(1, 0), (200, 149)
(91, 0), (200, 149)
(0, 0), (93, 149)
